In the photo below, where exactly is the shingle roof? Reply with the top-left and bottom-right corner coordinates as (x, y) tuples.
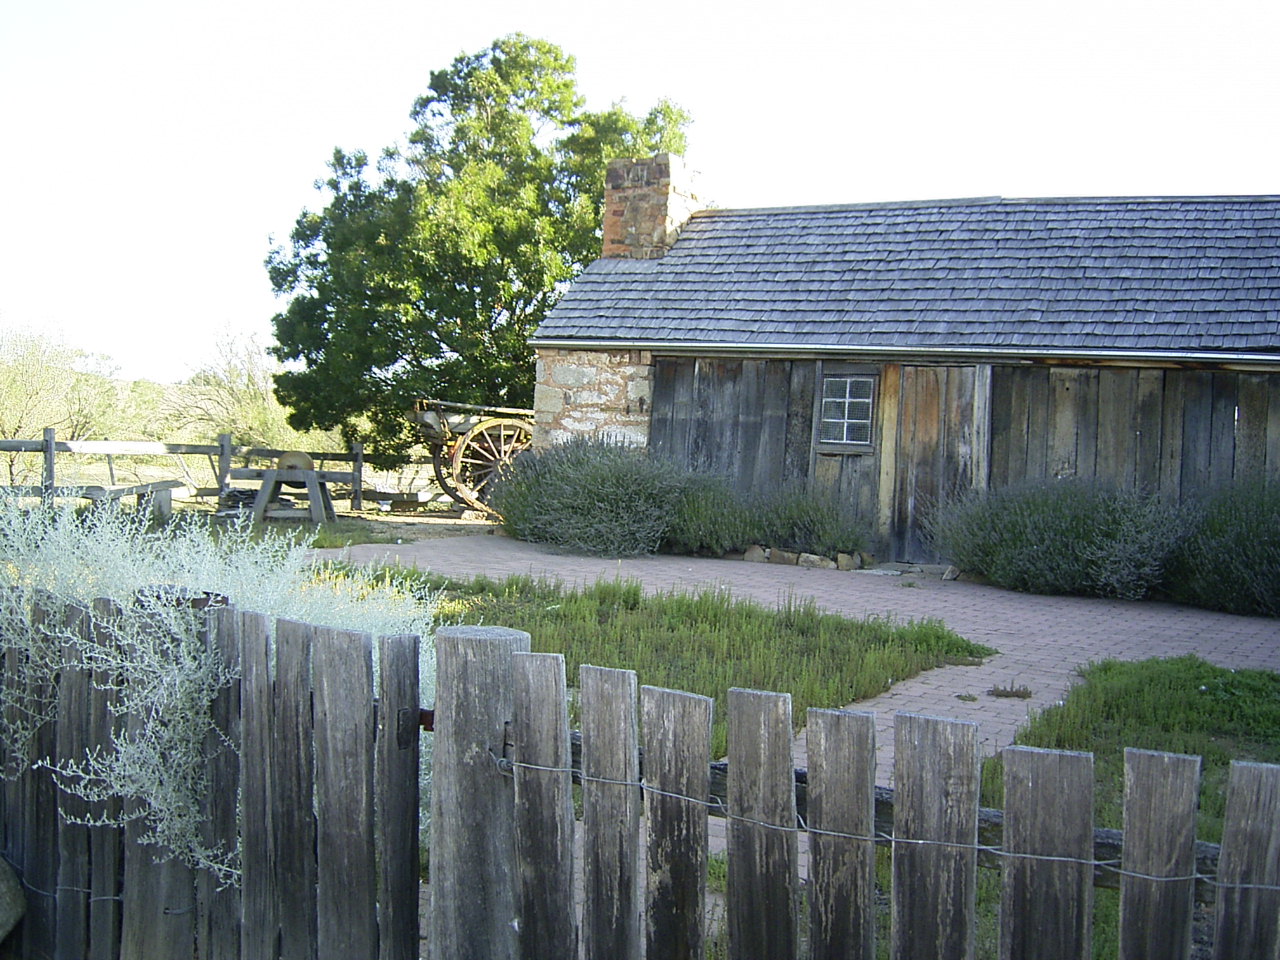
(535, 196), (1280, 359)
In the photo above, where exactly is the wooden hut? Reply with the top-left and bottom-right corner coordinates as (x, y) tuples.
(531, 155), (1280, 561)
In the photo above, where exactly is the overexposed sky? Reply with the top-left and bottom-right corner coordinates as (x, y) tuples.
(1, 0), (1277, 382)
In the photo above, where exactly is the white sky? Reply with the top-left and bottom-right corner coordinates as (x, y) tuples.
(1, 0), (1277, 382)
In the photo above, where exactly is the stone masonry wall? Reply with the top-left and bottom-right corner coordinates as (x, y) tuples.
(602, 153), (699, 259)
(532, 348), (653, 448)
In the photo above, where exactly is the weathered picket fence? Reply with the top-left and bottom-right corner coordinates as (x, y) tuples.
(0, 597), (420, 960)
(431, 627), (1280, 960)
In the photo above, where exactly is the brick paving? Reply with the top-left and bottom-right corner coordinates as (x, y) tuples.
(319, 532), (1280, 786)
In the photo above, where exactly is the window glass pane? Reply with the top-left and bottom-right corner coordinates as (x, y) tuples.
(848, 378), (874, 400)
(820, 374), (876, 446)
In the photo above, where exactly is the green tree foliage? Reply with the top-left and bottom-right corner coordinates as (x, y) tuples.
(267, 34), (689, 459)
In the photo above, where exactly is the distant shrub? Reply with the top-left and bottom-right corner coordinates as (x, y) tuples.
(926, 480), (1187, 600)
(491, 437), (688, 556)
(1164, 480), (1280, 617)
(756, 487), (869, 558)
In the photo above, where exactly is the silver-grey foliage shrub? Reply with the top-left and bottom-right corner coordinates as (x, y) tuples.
(925, 480), (1187, 600)
(0, 497), (436, 882)
(492, 437), (688, 556)
(1164, 480), (1280, 617)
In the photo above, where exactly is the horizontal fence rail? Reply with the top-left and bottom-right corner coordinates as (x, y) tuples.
(433, 628), (1280, 960)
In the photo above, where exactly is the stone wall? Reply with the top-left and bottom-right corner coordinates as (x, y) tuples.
(532, 348), (653, 447)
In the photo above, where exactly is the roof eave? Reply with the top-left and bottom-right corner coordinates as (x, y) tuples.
(528, 338), (1280, 370)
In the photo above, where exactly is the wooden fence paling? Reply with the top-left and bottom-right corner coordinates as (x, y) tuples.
(806, 709), (876, 960)
(727, 688), (799, 960)
(512, 652), (576, 960)
(1213, 760), (1280, 958)
(641, 685), (712, 960)
(1119, 748), (1200, 960)
(429, 626), (531, 960)
(893, 713), (979, 960)
(274, 619), (319, 960)
(22, 595), (60, 960)
(579, 665), (642, 960)
(237, 611), (276, 960)
(376, 634), (421, 960)
(313, 626), (378, 958)
(1000, 746), (1094, 960)
(197, 605), (241, 960)
(87, 599), (123, 960)
(54, 604), (92, 960)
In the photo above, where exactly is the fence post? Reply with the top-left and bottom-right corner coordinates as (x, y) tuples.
(641, 685), (713, 960)
(312, 626), (377, 958)
(376, 634), (421, 960)
(216, 434), (232, 495)
(580, 666), (641, 960)
(892, 713), (979, 960)
(807, 709), (876, 960)
(1213, 760), (1280, 957)
(42, 427), (55, 506)
(197, 605), (242, 960)
(55, 603), (93, 960)
(351, 442), (364, 511)
(727, 688), (799, 960)
(512, 652), (576, 960)
(1000, 746), (1094, 960)
(430, 626), (531, 960)
(1120, 748), (1199, 960)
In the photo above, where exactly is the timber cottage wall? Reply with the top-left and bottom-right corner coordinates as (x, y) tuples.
(533, 155), (1280, 562)
(649, 356), (1280, 561)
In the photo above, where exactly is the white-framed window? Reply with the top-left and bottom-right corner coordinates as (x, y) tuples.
(819, 374), (875, 445)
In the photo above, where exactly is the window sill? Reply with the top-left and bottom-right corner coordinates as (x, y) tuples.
(816, 443), (876, 456)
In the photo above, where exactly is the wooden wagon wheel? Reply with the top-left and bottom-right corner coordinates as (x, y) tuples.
(449, 417), (534, 514)
(430, 441), (462, 503)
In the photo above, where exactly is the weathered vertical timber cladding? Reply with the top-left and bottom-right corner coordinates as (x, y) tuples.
(989, 366), (1280, 495)
(649, 357), (819, 492)
(887, 365), (983, 561)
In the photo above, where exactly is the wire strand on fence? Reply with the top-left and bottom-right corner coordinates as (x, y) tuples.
(496, 754), (1280, 894)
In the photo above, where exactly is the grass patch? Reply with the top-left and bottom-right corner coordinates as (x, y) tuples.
(980, 655), (1280, 843)
(404, 571), (994, 757)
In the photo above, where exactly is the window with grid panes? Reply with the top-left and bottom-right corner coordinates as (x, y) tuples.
(819, 375), (875, 445)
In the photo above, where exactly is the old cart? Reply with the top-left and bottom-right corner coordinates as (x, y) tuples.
(410, 399), (535, 514)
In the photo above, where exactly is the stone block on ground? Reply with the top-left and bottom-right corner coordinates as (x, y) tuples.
(942, 565), (960, 581)
(743, 545), (768, 563)
(836, 552), (862, 571)
(798, 553), (837, 569)
(769, 549), (800, 566)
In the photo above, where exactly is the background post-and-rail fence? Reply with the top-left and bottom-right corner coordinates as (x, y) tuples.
(433, 628), (1280, 960)
(0, 615), (1278, 958)
(0, 430), (366, 512)
(0, 597), (419, 960)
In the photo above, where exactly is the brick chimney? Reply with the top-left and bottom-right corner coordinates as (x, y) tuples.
(602, 153), (699, 259)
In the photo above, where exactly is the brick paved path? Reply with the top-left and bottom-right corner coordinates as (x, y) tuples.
(320, 533), (1280, 786)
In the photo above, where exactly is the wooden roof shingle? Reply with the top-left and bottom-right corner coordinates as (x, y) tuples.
(534, 196), (1280, 361)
